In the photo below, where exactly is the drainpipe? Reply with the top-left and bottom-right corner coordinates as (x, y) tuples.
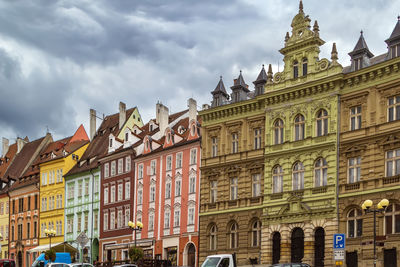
(90, 168), (95, 264)
(336, 93), (341, 230)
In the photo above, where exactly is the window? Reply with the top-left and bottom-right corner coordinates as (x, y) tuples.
(84, 213), (88, 230)
(111, 161), (116, 176)
(175, 180), (181, 197)
(150, 185), (156, 202)
(386, 149), (400, 177)
(42, 173), (47, 186)
(165, 183), (171, 199)
(117, 210), (123, 228)
(104, 212), (108, 231)
(138, 164), (143, 179)
(292, 162), (304, 190)
(78, 182), (82, 197)
(94, 177), (99, 193)
(230, 177), (238, 200)
(210, 181), (217, 203)
(17, 224), (22, 240)
(229, 222), (238, 249)
(210, 225), (217, 250)
(232, 133), (239, 153)
(176, 153), (182, 169)
(385, 204), (400, 234)
(189, 176), (196, 194)
(149, 213), (154, 230)
(0, 203), (3, 215)
(316, 109), (328, 136)
(137, 190), (143, 205)
(111, 186), (116, 203)
(252, 220), (262, 247)
(104, 163), (109, 178)
(34, 221), (37, 237)
(84, 179), (89, 195)
(348, 157), (361, 183)
(272, 165), (283, 194)
(252, 174), (261, 197)
(164, 211), (170, 228)
(125, 209), (130, 227)
(274, 119), (284, 145)
(354, 58), (362, 71)
(110, 211), (115, 230)
(104, 187), (109, 204)
(109, 138), (113, 148)
(350, 106), (362, 130)
(293, 60), (299, 78)
(150, 160), (156, 175)
(126, 156), (131, 172)
(77, 214), (82, 232)
(314, 158), (328, 187)
(125, 181), (130, 200)
(388, 95), (400, 122)
(27, 222), (30, 239)
(390, 44), (400, 58)
(174, 210), (180, 227)
(254, 128), (262, 149)
(34, 195), (37, 210)
(118, 159), (123, 174)
(212, 137), (218, 157)
(294, 114), (305, 141)
(68, 183), (74, 199)
(94, 212), (99, 229)
(190, 149), (197, 165)
(56, 195), (62, 209)
(118, 184), (123, 201)
(166, 155), (172, 171)
(188, 207), (195, 225)
(302, 58), (308, 76)
(67, 217), (73, 233)
(347, 209), (362, 238)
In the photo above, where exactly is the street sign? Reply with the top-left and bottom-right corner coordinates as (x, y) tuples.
(76, 231), (89, 247)
(334, 249), (345, 260)
(333, 234), (345, 249)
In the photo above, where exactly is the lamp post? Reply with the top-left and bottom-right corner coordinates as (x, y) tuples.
(361, 198), (389, 267)
(128, 221), (143, 247)
(44, 229), (57, 250)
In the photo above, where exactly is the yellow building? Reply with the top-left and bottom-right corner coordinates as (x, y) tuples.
(0, 186), (9, 259)
(39, 125), (89, 246)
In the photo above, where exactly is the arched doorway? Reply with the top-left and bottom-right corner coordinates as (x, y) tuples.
(272, 232), (281, 264)
(92, 238), (99, 263)
(314, 227), (325, 267)
(187, 243), (196, 267)
(291, 227), (304, 263)
(17, 251), (23, 267)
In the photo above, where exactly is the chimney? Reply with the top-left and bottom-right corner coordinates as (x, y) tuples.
(119, 102), (126, 129)
(2, 137), (9, 157)
(188, 98), (197, 122)
(202, 104), (210, 110)
(156, 103), (169, 135)
(90, 109), (96, 140)
(17, 137), (26, 153)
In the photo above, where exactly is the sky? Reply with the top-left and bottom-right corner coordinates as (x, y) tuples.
(0, 0), (399, 147)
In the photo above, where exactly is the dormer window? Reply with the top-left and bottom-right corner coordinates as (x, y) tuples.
(167, 132), (171, 143)
(302, 58), (308, 76)
(390, 45), (400, 58)
(354, 58), (362, 71)
(125, 132), (129, 142)
(191, 124), (196, 136)
(293, 60), (299, 78)
(150, 125), (153, 132)
(109, 138), (113, 148)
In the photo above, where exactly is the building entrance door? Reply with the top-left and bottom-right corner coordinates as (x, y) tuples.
(346, 251), (357, 267)
(17, 251), (22, 267)
(384, 248), (397, 267)
(272, 232), (281, 264)
(187, 243), (196, 267)
(291, 228), (304, 263)
(314, 227), (325, 267)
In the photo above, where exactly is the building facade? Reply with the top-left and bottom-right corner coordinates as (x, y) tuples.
(338, 18), (400, 267)
(132, 99), (200, 267)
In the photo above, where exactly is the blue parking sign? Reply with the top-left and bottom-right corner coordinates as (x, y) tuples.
(333, 234), (346, 249)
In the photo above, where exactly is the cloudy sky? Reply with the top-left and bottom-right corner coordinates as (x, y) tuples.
(0, 0), (399, 145)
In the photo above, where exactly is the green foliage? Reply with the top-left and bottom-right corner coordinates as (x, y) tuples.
(129, 246), (144, 263)
(45, 249), (56, 262)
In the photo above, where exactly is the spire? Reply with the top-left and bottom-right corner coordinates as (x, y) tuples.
(267, 64), (273, 84)
(211, 76), (229, 97)
(255, 65), (267, 82)
(385, 16), (400, 45)
(331, 42), (338, 63)
(349, 30), (374, 58)
(299, 0), (303, 13)
(231, 70), (249, 92)
(285, 32), (290, 42)
(313, 20), (319, 36)
(253, 65), (267, 96)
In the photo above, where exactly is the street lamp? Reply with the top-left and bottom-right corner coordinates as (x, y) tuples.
(44, 229), (57, 250)
(361, 198), (389, 267)
(128, 221), (143, 247)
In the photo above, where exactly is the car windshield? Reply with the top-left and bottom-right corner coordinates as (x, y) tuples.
(201, 257), (221, 267)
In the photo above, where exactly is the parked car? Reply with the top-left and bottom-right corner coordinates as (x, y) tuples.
(112, 265), (138, 267)
(0, 259), (15, 267)
(31, 252), (72, 267)
(68, 264), (94, 267)
(270, 264), (311, 267)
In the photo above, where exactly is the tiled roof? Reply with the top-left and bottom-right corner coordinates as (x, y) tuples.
(349, 31), (374, 58)
(0, 142), (18, 181)
(212, 76), (229, 97)
(386, 17), (400, 43)
(343, 53), (387, 73)
(254, 65), (267, 83)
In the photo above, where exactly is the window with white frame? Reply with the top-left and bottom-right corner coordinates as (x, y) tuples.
(165, 182), (171, 199)
(164, 210), (170, 228)
(210, 224), (217, 250)
(210, 181), (217, 203)
(138, 164), (143, 179)
(174, 210), (180, 227)
(94, 211), (98, 229)
(254, 128), (262, 149)
(350, 106), (362, 130)
(229, 222), (238, 249)
(189, 175), (196, 194)
(68, 183), (74, 199)
(84, 213), (88, 231)
(126, 156), (131, 172)
(118, 159), (123, 174)
(104, 163), (109, 178)
(110, 211), (115, 230)
(84, 179), (89, 195)
(150, 160), (156, 175)
(77, 214), (82, 232)
(94, 177), (99, 193)
(386, 149), (400, 177)
(251, 220), (262, 247)
(347, 208), (362, 238)
(150, 185), (156, 202)
(125, 208), (130, 227)
(104, 187), (109, 204)
(316, 109), (328, 136)
(274, 119), (284, 145)
(292, 162), (304, 190)
(211, 137), (218, 157)
(111, 186), (116, 203)
(230, 177), (238, 200)
(232, 133), (239, 153)
(175, 180), (181, 197)
(117, 210), (123, 228)
(252, 174), (261, 197)
(42, 173), (47, 186)
(385, 204), (400, 234)
(78, 182), (82, 197)
(149, 213), (154, 230)
(111, 161), (116, 176)
(67, 217), (73, 233)
(188, 207), (195, 225)
(137, 189), (143, 205)
(190, 148), (197, 165)
(125, 181), (130, 200)
(314, 158), (328, 187)
(118, 184), (123, 201)
(176, 153), (182, 169)
(348, 157), (361, 183)
(272, 165), (283, 193)
(104, 212), (108, 231)
(166, 155), (172, 171)
(388, 95), (400, 122)
(294, 114), (305, 141)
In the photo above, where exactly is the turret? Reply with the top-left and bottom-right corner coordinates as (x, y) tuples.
(211, 76), (229, 107)
(385, 16), (400, 59)
(348, 31), (374, 71)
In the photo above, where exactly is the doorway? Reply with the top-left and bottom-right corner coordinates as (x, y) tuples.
(346, 251), (357, 267)
(187, 243), (196, 267)
(384, 248), (397, 267)
(291, 228), (304, 263)
(272, 232), (281, 264)
(314, 227), (325, 267)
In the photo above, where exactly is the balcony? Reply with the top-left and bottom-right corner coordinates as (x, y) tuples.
(345, 182), (360, 191)
(312, 186), (328, 194)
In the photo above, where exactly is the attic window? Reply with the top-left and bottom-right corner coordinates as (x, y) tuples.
(167, 133), (171, 143)
(150, 125), (153, 132)
(125, 132), (129, 142)
(134, 129), (137, 134)
(133, 115), (136, 119)
(138, 117), (141, 122)
(354, 58), (362, 71)
(178, 126), (186, 135)
(109, 138), (113, 148)
(390, 45), (400, 59)
(191, 124), (196, 136)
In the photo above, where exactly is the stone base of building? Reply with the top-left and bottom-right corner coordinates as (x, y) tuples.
(99, 235), (132, 262)
(346, 241), (400, 267)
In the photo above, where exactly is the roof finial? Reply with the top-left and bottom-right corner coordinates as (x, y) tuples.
(267, 64), (273, 84)
(285, 32), (290, 42)
(299, 0), (303, 12)
(313, 20), (319, 36)
(397, 15), (400, 21)
(331, 42), (338, 64)
(262, 64), (265, 68)
(220, 75), (222, 80)
(360, 30), (363, 36)
(240, 70), (242, 74)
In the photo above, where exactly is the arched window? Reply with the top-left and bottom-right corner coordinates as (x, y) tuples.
(347, 208), (362, 238)
(251, 220), (261, 247)
(229, 222), (238, 249)
(302, 58), (308, 76)
(272, 165), (283, 193)
(291, 228), (304, 263)
(292, 162), (304, 190)
(209, 224), (217, 250)
(316, 109), (328, 136)
(385, 204), (400, 234)
(293, 60), (299, 78)
(314, 158), (328, 187)
(294, 114), (305, 141)
(274, 119), (284, 145)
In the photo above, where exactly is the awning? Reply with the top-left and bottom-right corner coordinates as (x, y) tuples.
(28, 242), (78, 253)
(104, 243), (129, 250)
